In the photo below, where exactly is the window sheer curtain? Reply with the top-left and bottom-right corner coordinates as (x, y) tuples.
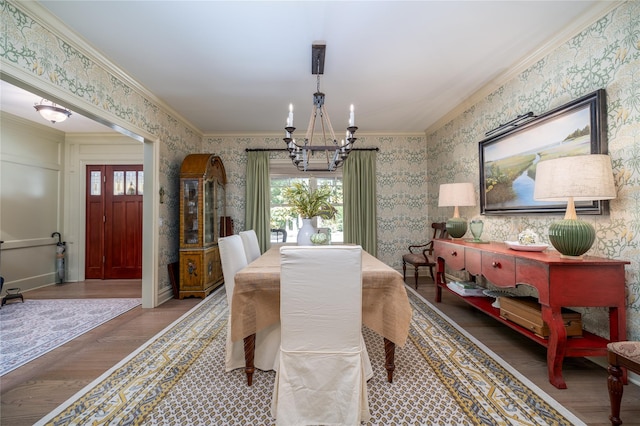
(245, 151), (271, 253)
(343, 150), (377, 256)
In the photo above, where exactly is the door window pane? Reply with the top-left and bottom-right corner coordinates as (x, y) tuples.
(90, 171), (101, 196)
(113, 171), (125, 195)
(126, 171), (137, 195)
(137, 171), (144, 195)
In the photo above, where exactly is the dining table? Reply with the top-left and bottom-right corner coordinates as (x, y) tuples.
(231, 244), (413, 386)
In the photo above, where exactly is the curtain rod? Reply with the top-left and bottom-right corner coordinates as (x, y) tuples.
(245, 147), (379, 152)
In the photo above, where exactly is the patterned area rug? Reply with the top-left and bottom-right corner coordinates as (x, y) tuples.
(36, 287), (584, 425)
(0, 298), (141, 376)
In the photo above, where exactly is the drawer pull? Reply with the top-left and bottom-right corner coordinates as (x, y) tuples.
(450, 251), (458, 257)
(492, 261), (502, 269)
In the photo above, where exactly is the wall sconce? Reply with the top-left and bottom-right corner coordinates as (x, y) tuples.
(534, 154), (616, 258)
(438, 182), (476, 238)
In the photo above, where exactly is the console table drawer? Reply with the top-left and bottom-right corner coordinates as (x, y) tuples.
(481, 252), (516, 286)
(436, 242), (465, 270)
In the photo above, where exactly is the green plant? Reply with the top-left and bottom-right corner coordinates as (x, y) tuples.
(281, 181), (337, 219)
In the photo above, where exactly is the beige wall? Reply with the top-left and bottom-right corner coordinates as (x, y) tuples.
(1, 113), (65, 290)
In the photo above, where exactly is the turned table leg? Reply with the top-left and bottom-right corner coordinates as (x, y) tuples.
(608, 364), (624, 426)
(243, 333), (256, 386)
(384, 338), (396, 383)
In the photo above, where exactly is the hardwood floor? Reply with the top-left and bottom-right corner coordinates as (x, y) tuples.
(1, 278), (638, 425)
(0, 280), (200, 426)
(414, 277), (640, 426)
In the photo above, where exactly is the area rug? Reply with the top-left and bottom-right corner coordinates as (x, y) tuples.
(0, 298), (141, 376)
(36, 287), (584, 425)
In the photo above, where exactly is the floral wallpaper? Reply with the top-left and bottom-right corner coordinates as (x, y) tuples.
(1, 0), (201, 295)
(3, 0), (639, 342)
(427, 1), (640, 340)
(204, 134), (428, 270)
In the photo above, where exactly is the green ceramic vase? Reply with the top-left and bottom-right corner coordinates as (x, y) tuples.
(446, 218), (468, 239)
(548, 219), (595, 257)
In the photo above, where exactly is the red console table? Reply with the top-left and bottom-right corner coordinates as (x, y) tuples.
(434, 239), (629, 389)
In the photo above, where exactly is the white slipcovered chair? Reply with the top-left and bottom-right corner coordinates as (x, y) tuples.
(271, 245), (372, 425)
(239, 229), (261, 263)
(218, 235), (280, 372)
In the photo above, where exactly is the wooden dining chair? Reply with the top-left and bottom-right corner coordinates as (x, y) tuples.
(272, 245), (371, 425)
(239, 229), (261, 263)
(219, 235), (280, 372)
(607, 341), (640, 425)
(402, 222), (447, 289)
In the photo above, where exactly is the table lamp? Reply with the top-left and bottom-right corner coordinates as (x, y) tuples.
(438, 182), (476, 238)
(533, 154), (616, 258)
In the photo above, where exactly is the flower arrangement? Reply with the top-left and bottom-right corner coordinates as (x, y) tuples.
(281, 181), (336, 219)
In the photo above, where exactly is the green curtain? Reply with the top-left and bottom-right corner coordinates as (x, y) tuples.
(245, 151), (271, 253)
(343, 150), (377, 256)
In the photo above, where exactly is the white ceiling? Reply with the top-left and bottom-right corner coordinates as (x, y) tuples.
(3, 1), (608, 135)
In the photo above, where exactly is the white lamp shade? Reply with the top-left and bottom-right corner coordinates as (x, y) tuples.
(534, 154), (616, 202)
(438, 182), (476, 207)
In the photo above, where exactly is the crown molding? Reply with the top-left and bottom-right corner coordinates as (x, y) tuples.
(424, 1), (623, 136)
(8, 0), (203, 139)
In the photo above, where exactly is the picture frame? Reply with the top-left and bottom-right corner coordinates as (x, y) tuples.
(479, 89), (607, 215)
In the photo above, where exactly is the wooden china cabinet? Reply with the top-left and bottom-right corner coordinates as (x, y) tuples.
(178, 154), (227, 299)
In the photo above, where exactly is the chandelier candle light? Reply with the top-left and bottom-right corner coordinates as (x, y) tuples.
(438, 182), (476, 239)
(284, 43), (357, 172)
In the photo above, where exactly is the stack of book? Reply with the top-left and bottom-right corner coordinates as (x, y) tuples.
(446, 281), (485, 297)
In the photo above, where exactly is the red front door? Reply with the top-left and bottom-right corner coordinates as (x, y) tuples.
(85, 165), (143, 279)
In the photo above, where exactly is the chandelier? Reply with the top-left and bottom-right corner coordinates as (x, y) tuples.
(34, 99), (72, 123)
(284, 43), (357, 172)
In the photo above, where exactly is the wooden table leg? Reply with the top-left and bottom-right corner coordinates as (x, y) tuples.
(543, 306), (568, 389)
(243, 333), (256, 386)
(384, 338), (395, 383)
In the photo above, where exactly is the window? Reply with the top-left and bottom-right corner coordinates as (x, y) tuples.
(270, 161), (343, 243)
(113, 169), (143, 196)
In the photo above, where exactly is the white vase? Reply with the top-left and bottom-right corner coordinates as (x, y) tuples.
(297, 218), (316, 246)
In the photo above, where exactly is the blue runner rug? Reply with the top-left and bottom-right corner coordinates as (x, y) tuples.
(0, 298), (141, 375)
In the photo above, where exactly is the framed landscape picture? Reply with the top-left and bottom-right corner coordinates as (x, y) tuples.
(479, 89), (607, 215)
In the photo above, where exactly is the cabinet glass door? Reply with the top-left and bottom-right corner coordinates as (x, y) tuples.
(204, 179), (215, 244)
(216, 182), (225, 239)
(183, 179), (199, 245)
